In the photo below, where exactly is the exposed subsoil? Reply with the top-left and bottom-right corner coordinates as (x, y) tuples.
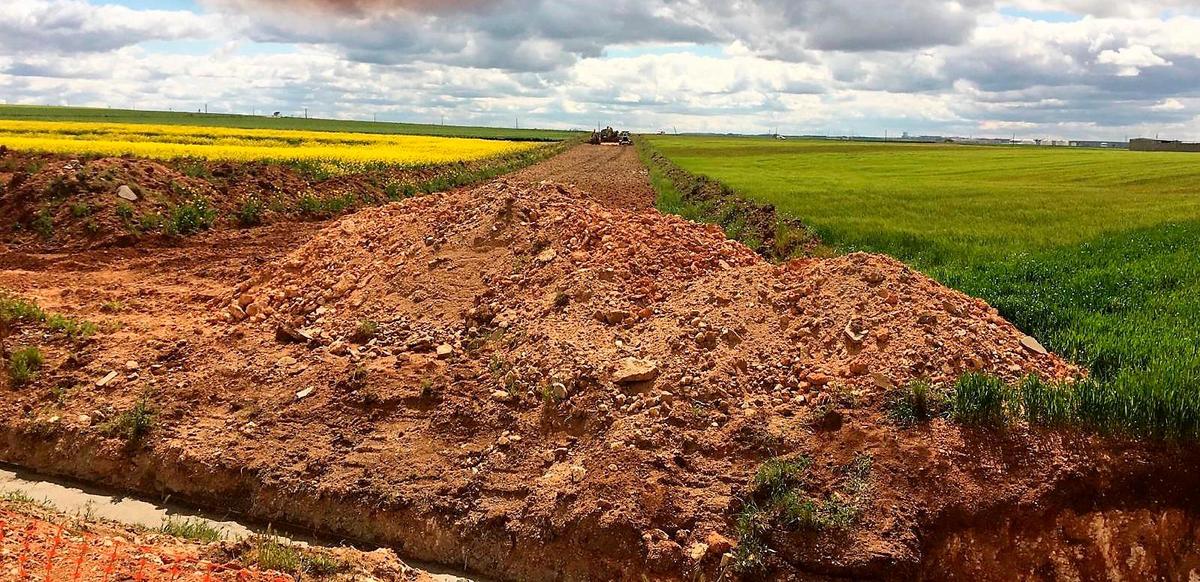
(0, 145), (1198, 581)
(0, 499), (435, 581)
(510, 144), (654, 210)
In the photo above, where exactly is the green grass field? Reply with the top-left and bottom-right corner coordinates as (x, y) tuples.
(0, 105), (578, 142)
(645, 136), (1200, 437)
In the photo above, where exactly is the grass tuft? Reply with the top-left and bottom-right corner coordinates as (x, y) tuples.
(165, 198), (216, 235)
(234, 197), (265, 227)
(8, 346), (44, 386)
(160, 517), (223, 542)
(887, 379), (945, 425)
(106, 396), (155, 443)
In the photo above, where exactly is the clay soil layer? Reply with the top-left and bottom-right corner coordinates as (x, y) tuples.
(1, 148), (1199, 581)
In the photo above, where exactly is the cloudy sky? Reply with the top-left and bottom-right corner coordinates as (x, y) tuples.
(1, 0), (1197, 139)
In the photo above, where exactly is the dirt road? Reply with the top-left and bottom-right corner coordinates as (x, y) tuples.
(510, 143), (654, 209)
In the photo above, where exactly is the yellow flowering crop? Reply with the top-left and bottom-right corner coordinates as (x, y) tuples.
(0, 120), (541, 169)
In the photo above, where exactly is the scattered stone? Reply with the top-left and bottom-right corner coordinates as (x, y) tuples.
(843, 321), (867, 343)
(125, 360), (140, 371)
(276, 356), (297, 368)
(436, 343), (454, 359)
(705, 532), (733, 556)
(116, 185), (138, 201)
(536, 248), (557, 263)
(1020, 335), (1049, 355)
(871, 372), (895, 389)
(275, 324), (310, 344)
(96, 371), (119, 387)
(597, 309), (630, 325)
(613, 357), (660, 384)
(491, 389), (512, 402)
(295, 387), (314, 400)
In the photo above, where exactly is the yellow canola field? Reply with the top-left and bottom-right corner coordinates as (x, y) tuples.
(0, 120), (540, 168)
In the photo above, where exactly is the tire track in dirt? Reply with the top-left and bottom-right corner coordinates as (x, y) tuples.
(509, 144), (654, 210)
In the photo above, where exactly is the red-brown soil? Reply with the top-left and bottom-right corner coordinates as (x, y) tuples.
(0, 146), (556, 250)
(0, 500), (433, 580)
(510, 144), (654, 210)
(1, 150), (1199, 581)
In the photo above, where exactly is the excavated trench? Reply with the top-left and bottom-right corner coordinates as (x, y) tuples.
(4, 428), (1200, 581)
(0, 457), (487, 582)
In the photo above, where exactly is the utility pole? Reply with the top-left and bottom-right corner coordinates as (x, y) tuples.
(204, 103), (208, 114)
(304, 108), (308, 119)
(441, 114), (445, 126)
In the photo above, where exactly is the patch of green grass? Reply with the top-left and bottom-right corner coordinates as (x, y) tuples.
(105, 397), (154, 443)
(731, 454), (872, 574)
(115, 201), (135, 222)
(8, 346), (44, 386)
(887, 380), (946, 426)
(752, 456), (810, 497)
(646, 136), (1200, 440)
(944, 372), (1200, 439)
(950, 373), (1011, 426)
(352, 319), (378, 342)
(69, 201), (92, 218)
(137, 212), (163, 232)
(165, 198), (216, 235)
(160, 517), (223, 542)
(32, 209), (54, 238)
(0, 293), (96, 339)
(0, 490), (39, 505)
(297, 193), (358, 218)
(234, 197), (264, 227)
(242, 531), (346, 576)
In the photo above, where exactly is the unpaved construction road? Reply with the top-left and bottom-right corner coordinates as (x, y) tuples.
(2, 143), (1200, 581)
(511, 143), (654, 209)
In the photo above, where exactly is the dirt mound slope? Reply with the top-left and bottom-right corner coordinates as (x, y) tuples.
(4, 179), (1197, 581)
(510, 144), (654, 210)
(231, 178), (1074, 392)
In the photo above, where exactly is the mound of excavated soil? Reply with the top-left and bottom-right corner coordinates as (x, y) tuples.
(4, 178), (1197, 581)
(228, 179), (1074, 394)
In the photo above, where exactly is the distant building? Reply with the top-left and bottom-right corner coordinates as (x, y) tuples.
(1069, 140), (1127, 149)
(1130, 138), (1200, 152)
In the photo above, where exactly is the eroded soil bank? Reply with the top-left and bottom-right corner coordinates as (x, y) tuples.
(1, 146), (1198, 581)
